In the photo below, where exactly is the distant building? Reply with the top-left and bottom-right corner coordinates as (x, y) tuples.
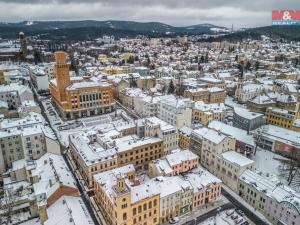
(178, 126), (193, 149)
(266, 105), (300, 131)
(0, 83), (34, 110)
(235, 82), (263, 103)
(158, 95), (193, 128)
(192, 101), (226, 125)
(184, 87), (226, 104)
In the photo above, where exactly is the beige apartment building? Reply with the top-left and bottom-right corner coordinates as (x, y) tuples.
(144, 117), (178, 154)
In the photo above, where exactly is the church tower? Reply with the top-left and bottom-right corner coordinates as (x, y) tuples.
(54, 51), (70, 102)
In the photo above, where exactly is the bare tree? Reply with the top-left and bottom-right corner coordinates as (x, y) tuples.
(287, 147), (300, 185)
(0, 187), (17, 225)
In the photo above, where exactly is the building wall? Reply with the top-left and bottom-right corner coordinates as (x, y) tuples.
(132, 195), (160, 225)
(266, 107), (299, 130)
(192, 183), (221, 210)
(265, 197), (300, 225)
(180, 188), (193, 215)
(45, 137), (61, 155)
(209, 91), (226, 103)
(144, 123), (178, 154)
(47, 185), (80, 207)
(179, 133), (190, 149)
(50, 51), (115, 120)
(238, 179), (267, 212)
(233, 111), (265, 132)
(184, 90), (209, 103)
(158, 99), (193, 129)
(117, 141), (164, 170)
(160, 191), (181, 223)
(70, 145), (118, 188)
(0, 135), (24, 172)
(171, 159), (198, 175)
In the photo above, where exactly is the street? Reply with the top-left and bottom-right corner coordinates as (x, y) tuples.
(221, 188), (270, 225)
(183, 203), (234, 225)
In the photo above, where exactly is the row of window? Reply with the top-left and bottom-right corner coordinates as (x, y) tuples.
(132, 200), (158, 215)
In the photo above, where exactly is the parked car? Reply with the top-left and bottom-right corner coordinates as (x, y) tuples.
(169, 217), (179, 224)
(236, 209), (245, 216)
(231, 214), (238, 220)
(235, 217), (243, 224)
(226, 210), (234, 216)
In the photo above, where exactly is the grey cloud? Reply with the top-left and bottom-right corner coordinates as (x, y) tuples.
(1, 0), (298, 27)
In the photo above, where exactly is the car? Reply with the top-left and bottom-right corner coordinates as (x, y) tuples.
(231, 214), (238, 220)
(169, 217), (179, 224)
(226, 210), (234, 216)
(235, 217), (243, 224)
(236, 209), (245, 216)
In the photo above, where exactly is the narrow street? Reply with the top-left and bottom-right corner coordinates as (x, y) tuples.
(183, 203), (234, 225)
(62, 151), (101, 225)
(221, 187), (272, 225)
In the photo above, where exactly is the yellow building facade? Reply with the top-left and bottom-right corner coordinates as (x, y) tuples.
(192, 109), (213, 125)
(93, 165), (160, 225)
(117, 138), (164, 170)
(266, 105), (300, 130)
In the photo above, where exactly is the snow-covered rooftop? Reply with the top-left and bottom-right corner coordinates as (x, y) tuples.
(222, 151), (254, 167)
(45, 196), (95, 225)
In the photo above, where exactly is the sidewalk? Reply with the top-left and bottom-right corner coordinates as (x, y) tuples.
(222, 185), (273, 225)
(162, 196), (230, 225)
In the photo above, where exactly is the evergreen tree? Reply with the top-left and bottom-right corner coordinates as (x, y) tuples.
(33, 50), (42, 65)
(168, 80), (175, 94)
(245, 61), (251, 71)
(235, 55), (239, 62)
(127, 55), (135, 64)
(200, 55), (205, 63)
(254, 61), (260, 71)
(204, 52), (209, 63)
(237, 64), (244, 78)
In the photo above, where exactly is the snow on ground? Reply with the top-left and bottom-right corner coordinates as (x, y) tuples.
(42, 98), (132, 147)
(253, 148), (286, 177)
(225, 96), (246, 109)
(18, 218), (41, 225)
(198, 210), (247, 225)
(253, 148), (300, 192)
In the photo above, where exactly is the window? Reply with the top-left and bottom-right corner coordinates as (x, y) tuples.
(133, 208), (136, 215)
(123, 213), (127, 220)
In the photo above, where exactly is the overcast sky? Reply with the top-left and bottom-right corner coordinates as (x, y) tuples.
(0, 0), (299, 28)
